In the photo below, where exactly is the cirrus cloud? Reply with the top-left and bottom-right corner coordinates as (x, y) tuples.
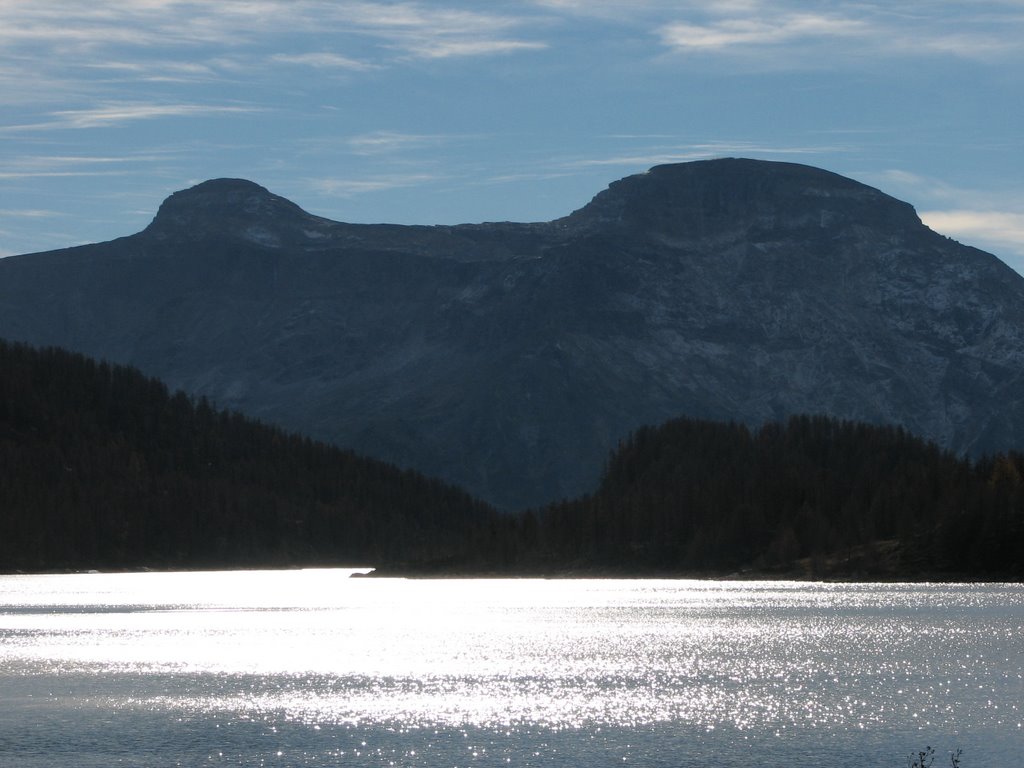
(52, 102), (262, 128)
(311, 172), (441, 196)
(270, 52), (378, 71)
(660, 13), (868, 50)
(655, 1), (1024, 62)
(921, 210), (1024, 260)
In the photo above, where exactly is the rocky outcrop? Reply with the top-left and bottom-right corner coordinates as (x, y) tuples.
(2, 158), (1023, 509)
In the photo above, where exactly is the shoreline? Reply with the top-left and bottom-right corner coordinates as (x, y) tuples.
(2, 562), (1018, 583)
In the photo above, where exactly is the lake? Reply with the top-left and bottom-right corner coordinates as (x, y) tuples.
(0, 571), (1021, 767)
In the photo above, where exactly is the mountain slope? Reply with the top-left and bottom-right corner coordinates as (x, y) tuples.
(0, 339), (493, 571)
(455, 414), (1024, 579)
(2, 159), (1024, 508)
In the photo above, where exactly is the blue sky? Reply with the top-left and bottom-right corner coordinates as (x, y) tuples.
(2, 1), (1024, 271)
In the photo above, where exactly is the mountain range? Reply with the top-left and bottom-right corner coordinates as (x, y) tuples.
(3, 158), (1024, 509)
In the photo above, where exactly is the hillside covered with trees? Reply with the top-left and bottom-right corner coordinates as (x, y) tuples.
(0, 339), (495, 572)
(2, 339), (1022, 578)
(460, 416), (1024, 579)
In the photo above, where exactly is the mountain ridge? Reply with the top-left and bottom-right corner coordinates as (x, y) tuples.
(561, 159), (922, 236)
(2, 158), (1024, 509)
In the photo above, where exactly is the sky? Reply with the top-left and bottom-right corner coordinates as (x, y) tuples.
(2, 0), (1024, 272)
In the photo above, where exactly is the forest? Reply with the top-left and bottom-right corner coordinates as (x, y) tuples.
(467, 415), (1024, 578)
(0, 339), (495, 571)
(2, 338), (1022, 578)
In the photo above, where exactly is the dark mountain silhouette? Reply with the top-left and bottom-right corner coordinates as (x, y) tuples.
(2, 159), (1024, 509)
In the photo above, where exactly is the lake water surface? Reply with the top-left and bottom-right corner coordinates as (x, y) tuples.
(0, 571), (1021, 767)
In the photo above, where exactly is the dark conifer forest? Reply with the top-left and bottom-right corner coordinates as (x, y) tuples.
(483, 416), (1024, 579)
(0, 339), (495, 571)
(2, 338), (1022, 578)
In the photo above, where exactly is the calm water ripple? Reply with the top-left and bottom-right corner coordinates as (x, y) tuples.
(1, 571), (1022, 767)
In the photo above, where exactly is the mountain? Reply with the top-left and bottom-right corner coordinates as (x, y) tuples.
(2, 158), (1024, 509)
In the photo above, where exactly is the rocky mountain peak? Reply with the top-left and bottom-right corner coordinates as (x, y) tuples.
(565, 158), (921, 238)
(144, 178), (327, 246)
(3, 158), (1024, 510)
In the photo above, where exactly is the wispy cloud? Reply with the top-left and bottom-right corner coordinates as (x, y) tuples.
(651, 1), (1024, 62)
(660, 13), (867, 51)
(0, 152), (168, 178)
(871, 169), (1024, 262)
(6, 154), (148, 166)
(44, 103), (261, 129)
(0, 170), (134, 179)
(0, 208), (62, 218)
(81, 59), (218, 83)
(270, 52), (377, 71)
(0, 0), (552, 165)
(0, 1), (549, 68)
(346, 130), (464, 156)
(485, 171), (577, 185)
(311, 173), (441, 196)
(404, 39), (547, 59)
(336, 3), (548, 60)
(528, 0), (745, 21)
(529, 0), (1024, 66)
(921, 210), (1024, 257)
(872, 169), (1013, 211)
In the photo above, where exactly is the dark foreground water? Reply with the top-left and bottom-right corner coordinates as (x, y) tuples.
(0, 571), (1021, 767)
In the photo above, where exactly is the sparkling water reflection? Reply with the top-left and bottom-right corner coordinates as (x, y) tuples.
(1, 571), (1022, 767)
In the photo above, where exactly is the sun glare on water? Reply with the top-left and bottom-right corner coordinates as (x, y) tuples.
(1, 571), (1021, 766)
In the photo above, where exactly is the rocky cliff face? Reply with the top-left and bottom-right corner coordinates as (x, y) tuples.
(3, 158), (1023, 509)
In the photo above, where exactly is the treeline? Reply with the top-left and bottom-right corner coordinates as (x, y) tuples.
(462, 415), (1024, 578)
(0, 339), (495, 572)
(3, 339), (1023, 578)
